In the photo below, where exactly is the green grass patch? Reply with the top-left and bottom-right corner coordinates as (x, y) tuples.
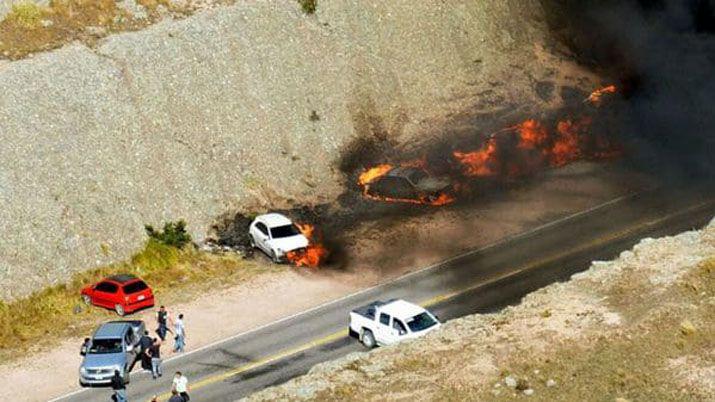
(0, 238), (279, 361)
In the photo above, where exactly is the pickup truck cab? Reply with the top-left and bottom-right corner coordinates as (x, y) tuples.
(349, 299), (441, 348)
(79, 320), (145, 387)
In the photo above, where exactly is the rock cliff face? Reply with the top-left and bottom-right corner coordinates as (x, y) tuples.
(245, 218), (715, 401)
(0, 0), (596, 298)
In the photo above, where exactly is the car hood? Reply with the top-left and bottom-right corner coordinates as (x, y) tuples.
(82, 352), (126, 369)
(415, 176), (451, 192)
(267, 235), (309, 252)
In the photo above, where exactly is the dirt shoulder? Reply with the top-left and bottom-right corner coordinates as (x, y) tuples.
(0, 161), (646, 402)
(245, 218), (715, 401)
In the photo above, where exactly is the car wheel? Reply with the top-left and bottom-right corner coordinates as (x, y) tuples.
(81, 294), (92, 305)
(361, 329), (376, 349)
(114, 304), (125, 316)
(271, 249), (281, 264)
(249, 235), (256, 248)
(123, 367), (130, 385)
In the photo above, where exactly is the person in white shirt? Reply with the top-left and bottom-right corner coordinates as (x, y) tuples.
(172, 371), (190, 401)
(173, 313), (186, 353)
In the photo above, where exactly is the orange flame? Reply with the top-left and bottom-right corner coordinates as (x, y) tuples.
(358, 164), (393, 186)
(452, 138), (498, 177)
(516, 119), (549, 149)
(285, 223), (329, 268)
(454, 116), (618, 177)
(586, 85), (617, 106)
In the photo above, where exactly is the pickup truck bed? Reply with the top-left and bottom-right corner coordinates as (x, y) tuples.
(351, 300), (388, 320)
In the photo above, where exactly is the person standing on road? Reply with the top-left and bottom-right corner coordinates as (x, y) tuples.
(110, 370), (127, 402)
(139, 330), (153, 371)
(146, 338), (163, 379)
(172, 371), (190, 401)
(173, 313), (186, 353)
(156, 306), (173, 341)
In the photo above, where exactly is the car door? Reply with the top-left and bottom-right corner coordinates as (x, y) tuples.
(94, 282), (119, 308)
(254, 222), (271, 253)
(392, 318), (409, 342)
(124, 328), (136, 365)
(375, 312), (393, 345)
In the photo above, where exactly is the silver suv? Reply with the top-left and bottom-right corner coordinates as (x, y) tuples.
(79, 320), (145, 386)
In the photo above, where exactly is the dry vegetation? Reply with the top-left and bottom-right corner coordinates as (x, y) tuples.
(0, 0), (187, 59)
(0, 239), (278, 361)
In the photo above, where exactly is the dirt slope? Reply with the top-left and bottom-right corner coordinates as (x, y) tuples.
(0, 0), (600, 299)
(246, 218), (715, 401)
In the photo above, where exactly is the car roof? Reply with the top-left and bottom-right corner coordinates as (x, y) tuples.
(93, 322), (130, 339)
(386, 166), (421, 178)
(256, 213), (293, 227)
(106, 274), (138, 284)
(379, 299), (427, 319)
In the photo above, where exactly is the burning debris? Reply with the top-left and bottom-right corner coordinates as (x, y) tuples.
(285, 223), (329, 268)
(585, 85), (617, 106)
(358, 85), (622, 205)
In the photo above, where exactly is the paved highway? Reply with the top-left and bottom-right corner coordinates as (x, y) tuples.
(56, 186), (715, 402)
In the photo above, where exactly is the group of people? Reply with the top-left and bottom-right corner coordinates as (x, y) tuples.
(111, 305), (190, 402)
(111, 370), (190, 402)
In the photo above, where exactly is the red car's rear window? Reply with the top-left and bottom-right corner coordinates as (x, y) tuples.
(123, 280), (149, 294)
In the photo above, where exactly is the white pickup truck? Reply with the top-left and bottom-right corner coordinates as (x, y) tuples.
(348, 299), (441, 348)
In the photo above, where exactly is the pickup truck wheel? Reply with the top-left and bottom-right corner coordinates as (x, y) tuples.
(81, 295), (91, 305)
(361, 329), (376, 349)
(114, 304), (125, 316)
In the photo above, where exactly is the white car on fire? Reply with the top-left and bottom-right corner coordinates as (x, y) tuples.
(349, 299), (441, 348)
(249, 213), (309, 263)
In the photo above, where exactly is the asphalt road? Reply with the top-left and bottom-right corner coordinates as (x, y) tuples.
(57, 186), (715, 402)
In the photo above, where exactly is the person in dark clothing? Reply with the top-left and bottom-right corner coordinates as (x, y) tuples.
(110, 370), (127, 402)
(139, 331), (153, 371)
(156, 306), (173, 341)
(80, 338), (90, 356)
(146, 338), (162, 379)
(167, 390), (184, 402)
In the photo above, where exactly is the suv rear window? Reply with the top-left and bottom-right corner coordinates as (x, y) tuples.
(123, 281), (149, 294)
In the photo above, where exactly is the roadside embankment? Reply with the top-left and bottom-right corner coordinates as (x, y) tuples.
(246, 217), (715, 401)
(0, 0), (600, 299)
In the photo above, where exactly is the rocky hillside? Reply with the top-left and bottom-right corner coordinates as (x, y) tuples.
(246, 218), (715, 401)
(0, 0), (600, 299)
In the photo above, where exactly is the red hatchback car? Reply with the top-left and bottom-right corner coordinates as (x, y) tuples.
(81, 274), (154, 316)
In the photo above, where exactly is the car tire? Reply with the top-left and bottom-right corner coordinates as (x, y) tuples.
(79, 380), (88, 388)
(271, 249), (281, 264)
(123, 367), (130, 385)
(81, 294), (92, 305)
(361, 329), (376, 349)
(114, 304), (125, 316)
(249, 235), (256, 248)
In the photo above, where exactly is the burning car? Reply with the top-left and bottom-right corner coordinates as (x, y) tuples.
(249, 213), (309, 263)
(359, 165), (454, 206)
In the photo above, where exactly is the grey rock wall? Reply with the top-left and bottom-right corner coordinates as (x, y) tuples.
(0, 0), (562, 299)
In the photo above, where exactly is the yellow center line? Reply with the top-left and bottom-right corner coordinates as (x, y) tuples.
(150, 202), (710, 401)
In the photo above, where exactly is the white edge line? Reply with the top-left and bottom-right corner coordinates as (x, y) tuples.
(49, 191), (638, 401)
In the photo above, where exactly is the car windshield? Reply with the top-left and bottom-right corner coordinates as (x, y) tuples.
(88, 338), (123, 354)
(123, 281), (148, 294)
(406, 312), (438, 332)
(270, 224), (300, 238)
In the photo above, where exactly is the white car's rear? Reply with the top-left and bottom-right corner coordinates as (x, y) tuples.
(249, 213), (309, 263)
(349, 299), (441, 348)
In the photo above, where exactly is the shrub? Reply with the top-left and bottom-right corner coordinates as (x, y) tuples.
(298, 0), (317, 14)
(7, 2), (43, 28)
(144, 220), (193, 248)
